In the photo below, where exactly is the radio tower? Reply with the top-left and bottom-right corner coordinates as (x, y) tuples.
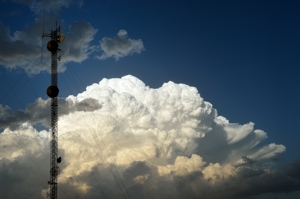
(43, 21), (64, 199)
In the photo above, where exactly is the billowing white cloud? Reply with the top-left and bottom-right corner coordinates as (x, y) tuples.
(97, 30), (145, 60)
(0, 75), (299, 199)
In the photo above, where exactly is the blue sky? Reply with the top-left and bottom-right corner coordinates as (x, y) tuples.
(0, 0), (300, 199)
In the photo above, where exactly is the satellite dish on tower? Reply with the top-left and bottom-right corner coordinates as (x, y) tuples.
(58, 33), (65, 43)
(47, 40), (59, 52)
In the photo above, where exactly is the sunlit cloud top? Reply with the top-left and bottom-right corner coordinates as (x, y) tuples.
(0, 75), (298, 199)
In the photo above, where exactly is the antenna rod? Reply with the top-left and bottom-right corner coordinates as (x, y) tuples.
(43, 9), (45, 32)
(41, 10), (45, 61)
(50, 7), (52, 31)
(58, 5), (61, 27)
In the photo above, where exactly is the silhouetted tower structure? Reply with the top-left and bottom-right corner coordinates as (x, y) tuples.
(43, 23), (64, 199)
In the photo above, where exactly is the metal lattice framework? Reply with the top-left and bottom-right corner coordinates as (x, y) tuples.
(50, 44), (58, 199)
(43, 26), (61, 199)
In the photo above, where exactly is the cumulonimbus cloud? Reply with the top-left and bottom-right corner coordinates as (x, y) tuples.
(0, 75), (299, 199)
(96, 30), (145, 60)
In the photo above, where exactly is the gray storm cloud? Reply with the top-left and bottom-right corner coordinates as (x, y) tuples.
(97, 30), (145, 60)
(0, 97), (101, 131)
(0, 16), (97, 74)
(0, 75), (299, 199)
(1, 1), (145, 75)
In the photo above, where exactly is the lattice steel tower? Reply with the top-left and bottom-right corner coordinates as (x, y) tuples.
(43, 23), (64, 199)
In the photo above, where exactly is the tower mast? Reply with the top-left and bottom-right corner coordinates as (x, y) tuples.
(43, 22), (64, 199)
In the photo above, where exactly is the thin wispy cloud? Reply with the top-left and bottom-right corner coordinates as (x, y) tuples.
(12, 0), (83, 12)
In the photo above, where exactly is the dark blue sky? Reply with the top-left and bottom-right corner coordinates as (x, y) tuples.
(0, 1), (300, 198)
(68, 0), (300, 165)
(1, 0), (299, 165)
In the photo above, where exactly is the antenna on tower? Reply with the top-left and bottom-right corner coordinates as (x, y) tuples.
(57, 4), (63, 62)
(42, 8), (65, 199)
(50, 7), (52, 31)
(58, 4), (61, 27)
(41, 9), (45, 61)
